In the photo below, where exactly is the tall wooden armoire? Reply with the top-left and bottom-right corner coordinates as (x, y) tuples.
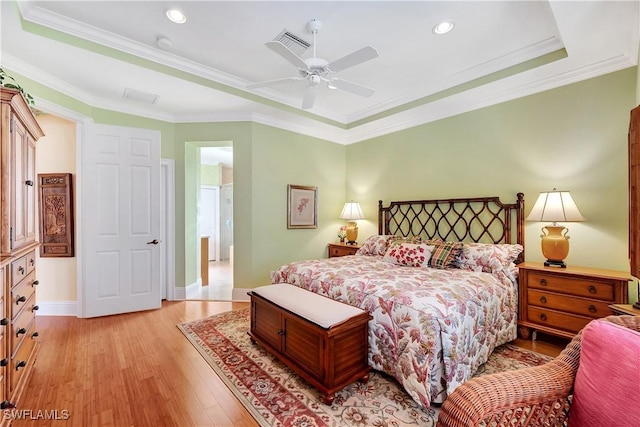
(0, 87), (43, 414)
(630, 106), (640, 309)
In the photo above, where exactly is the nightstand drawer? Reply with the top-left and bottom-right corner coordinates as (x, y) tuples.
(527, 306), (591, 335)
(527, 272), (614, 301)
(528, 289), (612, 318)
(327, 243), (360, 258)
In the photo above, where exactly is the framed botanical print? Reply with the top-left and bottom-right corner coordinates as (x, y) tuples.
(38, 173), (74, 257)
(287, 184), (317, 229)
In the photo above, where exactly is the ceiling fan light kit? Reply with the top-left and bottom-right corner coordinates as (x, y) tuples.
(248, 19), (378, 109)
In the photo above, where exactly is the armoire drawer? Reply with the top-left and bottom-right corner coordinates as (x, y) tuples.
(10, 250), (36, 285)
(11, 271), (36, 317)
(11, 296), (35, 357)
(10, 320), (37, 393)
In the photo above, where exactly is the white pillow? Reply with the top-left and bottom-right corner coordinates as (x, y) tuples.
(382, 243), (434, 267)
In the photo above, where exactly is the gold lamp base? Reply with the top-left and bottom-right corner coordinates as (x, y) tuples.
(541, 225), (570, 268)
(345, 221), (359, 245)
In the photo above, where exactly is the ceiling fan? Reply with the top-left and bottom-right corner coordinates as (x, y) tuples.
(247, 19), (379, 109)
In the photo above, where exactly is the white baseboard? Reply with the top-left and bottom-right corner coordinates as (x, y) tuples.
(232, 288), (251, 301)
(35, 301), (77, 316)
(37, 286), (250, 314)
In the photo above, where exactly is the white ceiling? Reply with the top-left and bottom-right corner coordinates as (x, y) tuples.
(1, 1), (639, 144)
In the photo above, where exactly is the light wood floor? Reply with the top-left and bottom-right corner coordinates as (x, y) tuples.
(12, 301), (567, 427)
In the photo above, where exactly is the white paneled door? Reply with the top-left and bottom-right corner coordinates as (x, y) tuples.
(81, 124), (161, 317)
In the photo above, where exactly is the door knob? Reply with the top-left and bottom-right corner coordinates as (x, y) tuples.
(146, 239), (159, 245)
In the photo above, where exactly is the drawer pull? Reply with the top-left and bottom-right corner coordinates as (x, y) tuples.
(16, 328), (27, 337)
(29, 258), (35, 266)
(277, 329), (286, 336)
(539, 279), (547, 286)
(15, 361), (26, 371)
(18, 266), (25, 275)
(0, 358), (7, 367)
(0, 401), (15, 409)
(32, 279), (39, 286)
(589, 305), (597, 313)
(25, 180), (34, 187)
(31, 331), (39, 339)
(0, 318), (8, 326)
(32, 305), (39, 312)
(588, 285), (597, 294)
(540, 313), (548, 321)
(16, 295), (26, 304)
(539, 296), (547, 304)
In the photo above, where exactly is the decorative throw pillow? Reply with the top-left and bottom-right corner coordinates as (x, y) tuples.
(382, 243), (434, 267)
(426, 240), (462, 269)
(356, 235), (394, 256)
(458, 243), (523, 273)
(568, 319), (640, 427)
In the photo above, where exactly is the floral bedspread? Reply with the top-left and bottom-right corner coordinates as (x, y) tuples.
(270, 255), (518, 407)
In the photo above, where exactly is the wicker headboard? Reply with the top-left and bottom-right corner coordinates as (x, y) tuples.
(378, 193), (525, 260)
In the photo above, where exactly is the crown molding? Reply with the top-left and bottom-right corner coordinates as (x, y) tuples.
(344, 36), (566, 124)
(6, 51), (634, 146)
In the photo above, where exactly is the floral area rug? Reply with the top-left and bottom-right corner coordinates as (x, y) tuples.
(177, 307), (553, 427)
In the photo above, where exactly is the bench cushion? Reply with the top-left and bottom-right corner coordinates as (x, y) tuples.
(252, 284), (366, 328)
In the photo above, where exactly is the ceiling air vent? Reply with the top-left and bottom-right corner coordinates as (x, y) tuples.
(123, 87), (158, 105)
(273, 29), (311, 56)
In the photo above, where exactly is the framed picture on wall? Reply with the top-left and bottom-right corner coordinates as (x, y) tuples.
(287, 184), (317, 229)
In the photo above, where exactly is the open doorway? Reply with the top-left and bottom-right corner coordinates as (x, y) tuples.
(188, 146), (233, 300)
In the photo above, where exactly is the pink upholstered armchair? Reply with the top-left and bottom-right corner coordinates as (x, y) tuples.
(437, 315), (640, 427)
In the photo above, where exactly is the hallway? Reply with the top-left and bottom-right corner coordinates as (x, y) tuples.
(186, 261), (233, 300)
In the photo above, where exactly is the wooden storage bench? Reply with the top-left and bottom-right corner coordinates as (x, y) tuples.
(248, 284), (372, 404)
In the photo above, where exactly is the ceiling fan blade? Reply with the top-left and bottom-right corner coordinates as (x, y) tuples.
(326, 46), (378, 73)
(247, 77), (302, 89)
(329, 78), (375, 97)
(301, 84), (317, 109)
(265, 41), (308, 70)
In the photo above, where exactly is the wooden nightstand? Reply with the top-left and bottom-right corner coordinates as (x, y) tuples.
(517, 262), (631, 339)
(328, 243), (361, 258)
(608, 304), (640, 316)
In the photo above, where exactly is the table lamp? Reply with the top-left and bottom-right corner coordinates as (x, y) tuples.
(526, 189), (585, 268)
(340, 202), (365, 245)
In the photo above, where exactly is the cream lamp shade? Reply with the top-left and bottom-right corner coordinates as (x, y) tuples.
(340, 202), (365, 245)
(526, 189), (585, 268)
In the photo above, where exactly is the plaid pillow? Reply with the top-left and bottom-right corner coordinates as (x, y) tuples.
(426, 240), (462, 269)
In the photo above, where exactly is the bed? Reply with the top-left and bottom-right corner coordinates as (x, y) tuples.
(270, 194), (525, 407)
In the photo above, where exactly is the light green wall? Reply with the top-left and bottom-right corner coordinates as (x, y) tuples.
(7, 66), (639, 303)
(177, 123), (346, 288)
(249, 123), (346, 284)
(201, 164), (220, 186)
(348, 67), (638, 301)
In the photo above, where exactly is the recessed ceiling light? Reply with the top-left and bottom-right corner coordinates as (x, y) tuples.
(165, 7), (187, 24)
(433, 20), (455, 35)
